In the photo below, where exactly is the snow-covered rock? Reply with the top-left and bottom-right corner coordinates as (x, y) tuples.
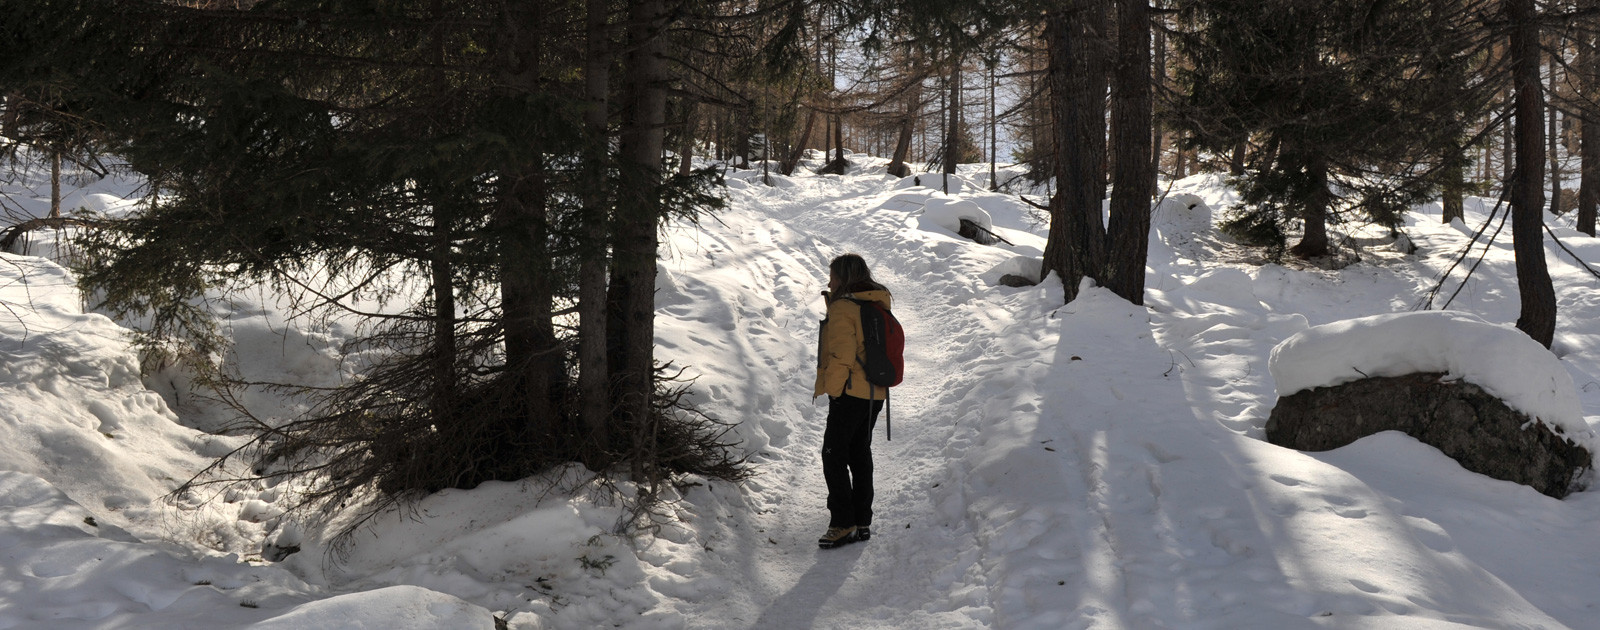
(1269, 310), (1593, 445)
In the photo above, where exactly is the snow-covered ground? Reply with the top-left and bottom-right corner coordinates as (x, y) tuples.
(2, 152), (1599, 628)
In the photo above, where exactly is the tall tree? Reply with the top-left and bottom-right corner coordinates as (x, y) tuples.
(1578, 0), (1600, 235)
(1104, 0), (1154, 304)
(1508, 0), (1557, 345)
(1040, 0), (1110, 302)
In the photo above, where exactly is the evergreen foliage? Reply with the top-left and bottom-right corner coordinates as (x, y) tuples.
(0, 0), (752, 541)
(1171, 0), (1492, 257)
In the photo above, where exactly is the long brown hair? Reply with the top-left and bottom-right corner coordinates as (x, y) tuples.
(829, 253), (882, 297)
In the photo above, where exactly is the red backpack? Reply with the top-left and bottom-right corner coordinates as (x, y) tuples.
(846, 298), (904, 438)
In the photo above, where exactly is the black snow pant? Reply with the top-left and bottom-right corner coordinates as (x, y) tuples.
(822, 394), (884, 529)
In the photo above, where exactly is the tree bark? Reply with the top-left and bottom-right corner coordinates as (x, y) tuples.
(499, 3), (562, 454)
(989, 62), (998, 191)
(887, 78), (921, 177)
(610, 0), (668, 448)
(781, 109), (816, 175)
(1549, 43), (1563, 215)
(1509, 0), (1557, 347)
(1289, 150), (1331, 257)
(1581, 3), (1600, 235)
(50, 149), (61, 219)
(1151, 14), (1166, 196)
(943, 62), (961, 193)
(1106, 0), (1152, 305)
(577, 0), (612, 457)
(1442, 159), (1466, 224)
(1041, 1), (1110, 302)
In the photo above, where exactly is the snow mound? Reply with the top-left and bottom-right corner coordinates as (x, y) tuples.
(985, 256), (1043, 285)
(247, 585), (493, 629)
(918, 197), (994, 236)
(0, 254), (218, 527)
(1269, 311), (1592, 441)
(1153, 192), (1212, 232)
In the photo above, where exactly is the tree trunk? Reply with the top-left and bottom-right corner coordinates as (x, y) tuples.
(1106, 0), (1152, 305)
(1229, 140), (1247, 176)
(1549, 43), (1563, 215)
(943, 62), (961, 194)
(610, 0), (668, 454)
(887, 79), (921, 177)
(1290, 151), (1331, 257)
(50, 150), (61, 219)
(1509, 0), (1557, 347)
(577, 0), (612, 457)
(1041, 1), (1110, 302)
(430, 208), (457, 427)
(1173, 131), (1187, 179)
(1581, 3), (1599, 235)
(781, 109), (816, 175)
(989, 62), (998, 191)
(1442, 159), (1466, 224)
(499, 3), (563, 456)
(1151, 14), (1166, 196)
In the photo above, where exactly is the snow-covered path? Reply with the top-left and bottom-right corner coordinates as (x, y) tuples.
(650, 161), (1600, 630)
(658, 169), (1004, 627)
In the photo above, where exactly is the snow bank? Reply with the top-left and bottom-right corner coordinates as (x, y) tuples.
(0, 254), (225, 526)
(246, 585), (494, 629)
(1269, 311), (1592, 441)
(918, 196), (994, 236)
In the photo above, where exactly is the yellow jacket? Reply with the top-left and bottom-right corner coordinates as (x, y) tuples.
(814, 288), (892, 400)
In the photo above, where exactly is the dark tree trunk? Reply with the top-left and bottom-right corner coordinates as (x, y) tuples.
(1549, 44), (1563, 215)
(1151, 15), (1166, 196)
(430, 209), (457, 427)
(577, 0), (612, 457)
(1041, 1), (1109, 302)
(989, 62), (998, 191)
(610, 0), (668, 450)
(1229, 139), (1247, 176)
(50, 150), (61, 219)
(1173, 131), (1187, 179)
(1582, 6), (1600, 235)
(1105, 0), (1152, 305)
(943, 61), (961, 195)
(781, 109), (816, 175)
(499, 4), (563, 454)
(887, 79), (921, 177)
(1290, 151), (1331, 257)
(1443, 159), (1466, 224)
(1509, 0), (1557, 347)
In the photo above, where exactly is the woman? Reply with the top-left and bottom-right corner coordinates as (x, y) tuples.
(813, 253), (890, 549)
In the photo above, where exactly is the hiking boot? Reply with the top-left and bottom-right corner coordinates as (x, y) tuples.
(855, 525), (871, 542)
(817, 526), (857, 549)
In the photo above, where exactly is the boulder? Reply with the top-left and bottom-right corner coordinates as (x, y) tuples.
(1266, 372), (1593, 498)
